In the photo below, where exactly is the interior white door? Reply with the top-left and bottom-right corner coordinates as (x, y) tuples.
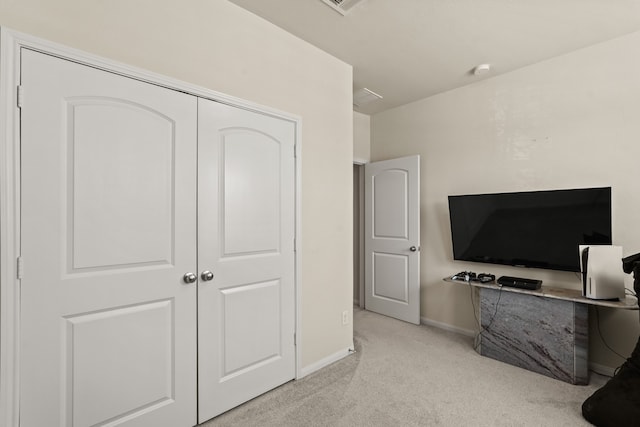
(364, 155), (420, 324)
(197, 99), (296, 422)
(19, 49), (198, 427)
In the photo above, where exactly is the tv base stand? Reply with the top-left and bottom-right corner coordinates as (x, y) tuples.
(445, 278), (637, 384)
(479, 287), (587, 384)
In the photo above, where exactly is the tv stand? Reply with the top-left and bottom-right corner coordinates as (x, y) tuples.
(444, 278), (637, 384)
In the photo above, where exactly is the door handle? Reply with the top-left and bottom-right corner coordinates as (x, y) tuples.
(200, 270), (214, 281)
(410, 246), (419, 252)
(183, 272), (197, 284)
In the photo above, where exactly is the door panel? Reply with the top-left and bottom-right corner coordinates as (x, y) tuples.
(220, 280), (282, 374)
(365, 156), (420, 324)
(20, 49), (197, 427)
(66, 300), (174, 427)
(373, 169), (408, 239)
(372, 252), (409, 302)
(197, 99), (296, 422)
(222, 131), (281, 255)
(70, 98), (175, 270)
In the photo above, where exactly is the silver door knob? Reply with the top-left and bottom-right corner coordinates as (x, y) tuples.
(183, 272), (197, 284)
(201, 270), (214, 281)
(410, 246), (418, 252)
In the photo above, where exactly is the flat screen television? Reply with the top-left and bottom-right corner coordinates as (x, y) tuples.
(447, 187), (612, 272)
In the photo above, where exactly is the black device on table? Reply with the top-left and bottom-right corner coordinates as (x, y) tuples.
(496, 275), (542, 290)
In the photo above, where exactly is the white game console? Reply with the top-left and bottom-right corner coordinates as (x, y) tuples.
(579, 245), (625, 300)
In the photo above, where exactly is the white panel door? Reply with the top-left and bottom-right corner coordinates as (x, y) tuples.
(19, 49), (198, 427)
(364, 156), (420, 324)
(197, 99), (296, 422)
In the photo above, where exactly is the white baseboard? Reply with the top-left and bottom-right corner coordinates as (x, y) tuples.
(297, 345), (354, 379)
(420, 316), (476, 338)
(589, 361), (616, 378)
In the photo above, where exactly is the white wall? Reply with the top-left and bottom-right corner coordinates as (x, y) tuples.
(354, 111), (371, 163)
(372, 31), (640, 370)
(0, 0), (354, 369)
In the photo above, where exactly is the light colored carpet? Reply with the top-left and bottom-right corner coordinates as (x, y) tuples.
(201, 307), (608, 426)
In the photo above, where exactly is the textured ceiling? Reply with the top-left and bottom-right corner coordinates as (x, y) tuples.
(229, 0), (640, 115)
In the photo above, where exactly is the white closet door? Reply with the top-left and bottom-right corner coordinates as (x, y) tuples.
(19, 49), (198, 427)
(197, 99), (296, 422)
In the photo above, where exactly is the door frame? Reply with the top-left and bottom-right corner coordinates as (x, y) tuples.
(0, 27), (303, 427)
(353, 162), (365, 309)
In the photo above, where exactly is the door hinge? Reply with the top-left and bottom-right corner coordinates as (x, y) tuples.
(17, 85), (24, 108)
(293, 237), (297, 252)
(293, 144), (297, 158)
(17, 257), (24, 280)
(293, 332), (296, 346)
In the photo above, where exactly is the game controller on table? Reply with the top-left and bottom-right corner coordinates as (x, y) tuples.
(450, 271), (495, 283)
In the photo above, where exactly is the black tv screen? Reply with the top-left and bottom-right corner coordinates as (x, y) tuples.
(448, 187), (612, 272)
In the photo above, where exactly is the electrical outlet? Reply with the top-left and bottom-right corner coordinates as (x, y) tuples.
(342, 310), (349, 325)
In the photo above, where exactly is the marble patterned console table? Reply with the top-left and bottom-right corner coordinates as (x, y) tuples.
(444, 278), (638, 385)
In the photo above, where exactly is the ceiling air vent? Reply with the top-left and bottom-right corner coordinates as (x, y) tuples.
(320, 0), (366, 15)
(353, 88), (383, 107)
